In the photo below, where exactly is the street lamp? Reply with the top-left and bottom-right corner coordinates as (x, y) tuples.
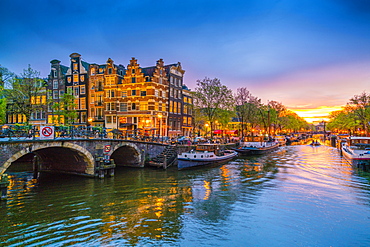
(205, 123), (209, 138)
(116, 103), (119, 130)
(158, 113), (162, 141)
(88, 117), (92, 128)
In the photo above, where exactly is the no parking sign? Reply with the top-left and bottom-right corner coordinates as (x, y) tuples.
(40, 126), (54, 139)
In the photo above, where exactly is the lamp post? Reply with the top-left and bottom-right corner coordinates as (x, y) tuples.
(87, 117), (93, 137)
(158, 113), (162, 142)
(205, 123), (209, 139)
(116, 102), (119, 130)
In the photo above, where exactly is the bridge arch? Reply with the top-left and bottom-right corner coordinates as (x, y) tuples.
(2, 142), (95, 176)
(110, 142), (144, 168)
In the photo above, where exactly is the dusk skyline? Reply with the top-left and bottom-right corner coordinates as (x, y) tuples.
(1, 0), (370, 122)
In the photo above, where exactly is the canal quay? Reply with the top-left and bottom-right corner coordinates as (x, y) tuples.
(1, 138), (370, 246)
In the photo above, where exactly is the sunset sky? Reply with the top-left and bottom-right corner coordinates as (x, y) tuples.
(1, 0), (370, 123)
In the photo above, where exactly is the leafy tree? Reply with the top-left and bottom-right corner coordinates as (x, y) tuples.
(327, 109), (358, 134)
(193, 77), (234, 137)
(280, 110), (309, 132)
(268, 101), (287, 134)
(234, 87), (262, 139)
(52, 88), (77, 126)
(345, 92), (370, 135)
(4, 65), (46, 124)
(0, 98), (6, 124)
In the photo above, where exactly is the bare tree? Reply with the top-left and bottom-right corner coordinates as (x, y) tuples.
(0, 65), (15, 89)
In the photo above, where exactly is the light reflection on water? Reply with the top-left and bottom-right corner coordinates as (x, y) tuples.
(1, 145), (370, 246)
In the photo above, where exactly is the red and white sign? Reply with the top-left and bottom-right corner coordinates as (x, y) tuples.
(104, 145), (111, 153)
(40, 126), (54, 139)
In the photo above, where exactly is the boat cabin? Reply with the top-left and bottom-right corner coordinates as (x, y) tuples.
(347, 137), (370, 149)
(195, 144), (221, 154)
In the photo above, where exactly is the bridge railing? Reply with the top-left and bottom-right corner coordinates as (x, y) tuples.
(0, 125), (172, 144)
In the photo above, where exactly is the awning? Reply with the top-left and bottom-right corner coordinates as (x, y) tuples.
(213, 130), (223, 134)
(226, 130), (238, 134)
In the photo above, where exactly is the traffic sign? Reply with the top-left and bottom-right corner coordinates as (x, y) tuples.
(104, 145), (111, 153)
(40, 126), (54, 139)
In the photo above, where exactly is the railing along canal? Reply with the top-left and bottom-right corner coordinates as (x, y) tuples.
(0, 125), (167, 143)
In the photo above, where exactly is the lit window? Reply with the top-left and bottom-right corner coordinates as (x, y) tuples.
(80, 98), (86, 109)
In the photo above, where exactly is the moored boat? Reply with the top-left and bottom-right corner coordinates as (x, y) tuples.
(275, 135), (287, 146)
(233, 141), (279, 155)
(341, 136), (370, 170)
(178, 144), (237, 170)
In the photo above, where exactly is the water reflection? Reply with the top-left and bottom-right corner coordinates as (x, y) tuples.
(1, 145), (370, 246)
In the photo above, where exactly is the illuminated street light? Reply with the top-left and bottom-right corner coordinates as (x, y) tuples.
(158, 113), (163, 140)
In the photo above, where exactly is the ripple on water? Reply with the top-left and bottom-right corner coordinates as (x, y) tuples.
(2, 145), (370, 246)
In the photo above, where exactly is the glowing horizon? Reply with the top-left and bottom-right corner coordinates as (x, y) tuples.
(290, 106), (344, 123)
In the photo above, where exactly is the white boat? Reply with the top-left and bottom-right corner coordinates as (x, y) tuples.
(341, 136), (370, 169)
(178, 144), (237, 170)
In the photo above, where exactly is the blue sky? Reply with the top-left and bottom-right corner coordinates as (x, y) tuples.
(1, 0), (370, 119)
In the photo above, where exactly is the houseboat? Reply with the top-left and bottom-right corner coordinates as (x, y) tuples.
(178, 144), (237, 170)
(233, 136), (280, 155)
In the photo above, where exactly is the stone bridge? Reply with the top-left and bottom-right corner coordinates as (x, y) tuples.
(0, 139), (168, 177)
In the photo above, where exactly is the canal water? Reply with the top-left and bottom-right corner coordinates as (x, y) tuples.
(1, 145), (370, 246)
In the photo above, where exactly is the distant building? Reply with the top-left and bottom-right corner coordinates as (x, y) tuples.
(9, 53), (193, 136)
(46, 59), (68, 124)
(164, 62), (186, 137)
(120, 58), (169, 136)
(182, 85), (193, 137)
(65, 53), (89, 125)
(88, 58), (125, 128)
